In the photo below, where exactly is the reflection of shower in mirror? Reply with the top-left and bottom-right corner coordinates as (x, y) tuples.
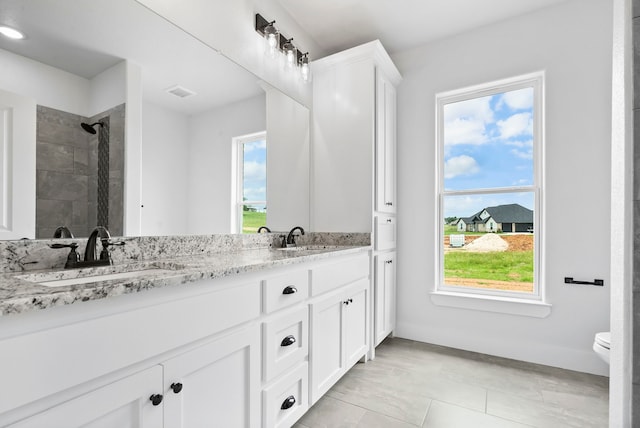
(80, 122), (104, 135)
(35, 105), (125, 238)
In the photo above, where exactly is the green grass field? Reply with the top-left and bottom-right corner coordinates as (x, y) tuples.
(443, 225), (485, 236)
(242, 211), (267, 234)
(444, 250), (534, 283)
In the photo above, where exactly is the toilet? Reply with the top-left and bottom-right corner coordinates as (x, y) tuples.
(593, 332), (610, 364)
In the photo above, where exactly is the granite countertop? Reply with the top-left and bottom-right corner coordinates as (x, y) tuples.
(0, 245), (369, 316)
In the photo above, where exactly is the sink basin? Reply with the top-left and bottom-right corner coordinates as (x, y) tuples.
(16, 268), (174, 288)
(275, 245), (345, 252)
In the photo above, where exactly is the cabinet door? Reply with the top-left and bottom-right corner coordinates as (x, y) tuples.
(375, 71), (397, 214)
(309, 279), (369, 405)
(309, 292), (344, 405)
(163, 325), (260, 428)
(8, 366), (163, 428)
(374, 253), (396, 346)
(342, 281), (369, 368)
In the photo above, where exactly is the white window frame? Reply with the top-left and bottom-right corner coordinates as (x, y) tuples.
(432, 72), (550, 317)
(231, 131), (267, 234)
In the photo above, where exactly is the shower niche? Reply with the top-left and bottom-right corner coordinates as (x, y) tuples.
(35, 104), (125, 239)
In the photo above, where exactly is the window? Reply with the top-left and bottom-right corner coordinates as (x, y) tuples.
(436, 73), (543, 301)
(232, 132), (267, 234)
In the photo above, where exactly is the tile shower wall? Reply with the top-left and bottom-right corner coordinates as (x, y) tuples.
(36, 104), (125, 239)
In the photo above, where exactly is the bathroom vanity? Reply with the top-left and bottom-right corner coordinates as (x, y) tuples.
(0, 235), (370, 427)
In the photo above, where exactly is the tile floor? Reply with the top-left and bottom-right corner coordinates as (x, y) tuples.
(294, 337), (609, 428)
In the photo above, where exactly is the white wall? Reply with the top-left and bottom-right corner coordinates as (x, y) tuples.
(89, 61), (127, 117)
(135, 0), (323, 108)
(393, 0), (612, 375)
(140, 101), (189, 236)
(187, 95), (266, 234)
(265, 86), (310, 232)
(0, 48), (89, 115)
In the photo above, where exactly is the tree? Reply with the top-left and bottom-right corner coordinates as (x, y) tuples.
(444, 216), (458, 224)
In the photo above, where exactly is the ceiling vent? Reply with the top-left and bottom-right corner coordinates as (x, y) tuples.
(165, 85), (196, 98)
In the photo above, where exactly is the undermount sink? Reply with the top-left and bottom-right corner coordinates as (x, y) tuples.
(16, 268), (175, 288)
(275, 245), (344, 252)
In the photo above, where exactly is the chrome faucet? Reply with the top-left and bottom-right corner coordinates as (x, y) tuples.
(283, 226), (305, 247)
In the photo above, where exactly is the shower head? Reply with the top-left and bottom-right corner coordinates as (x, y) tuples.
(81, 122), (103, 135)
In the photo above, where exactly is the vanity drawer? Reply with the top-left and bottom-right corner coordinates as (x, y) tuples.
(375, 215), (396, 250)
(262, 269), (309, 314)
(263, 362), (308, 428)
(263, 306), (308, 383)
(310, 253), (370, 296)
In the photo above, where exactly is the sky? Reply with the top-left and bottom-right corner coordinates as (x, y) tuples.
(443, 87), (535, 219)
(243, 138), (267, 206)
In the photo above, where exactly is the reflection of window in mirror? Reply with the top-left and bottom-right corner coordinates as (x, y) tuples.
(232, 132), (267, 233)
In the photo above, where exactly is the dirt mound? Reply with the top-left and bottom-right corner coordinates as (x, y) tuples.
(463, 233), (508, 252)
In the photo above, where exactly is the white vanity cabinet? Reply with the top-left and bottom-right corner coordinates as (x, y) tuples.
(374, 252), (396, 347)
(7, 366), (164, 428)
(312, 40), (400, 353)
(162, 326), (260, 428)
(309, 254), (370, 404)
(0, 249), (371, 428)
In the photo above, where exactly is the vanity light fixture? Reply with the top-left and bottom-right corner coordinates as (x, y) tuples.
(0, 25), (25, 40)
(255, 13), (310, 82)
(299, 52), (311, 82)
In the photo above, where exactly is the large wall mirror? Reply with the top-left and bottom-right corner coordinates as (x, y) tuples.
(0, 0), (310, 240)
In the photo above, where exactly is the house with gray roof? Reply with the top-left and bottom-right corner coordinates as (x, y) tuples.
(455, 203), (533, 233)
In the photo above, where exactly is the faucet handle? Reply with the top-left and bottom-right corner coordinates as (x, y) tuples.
(49, 243), (80, 268)
(49, 242), (78, 250)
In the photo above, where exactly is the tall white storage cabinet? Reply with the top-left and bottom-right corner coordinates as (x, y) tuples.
(311, 40), (401, 349)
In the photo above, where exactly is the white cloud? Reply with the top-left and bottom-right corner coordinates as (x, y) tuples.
(510, 148), (533, 160)
(499, 88), (533, 110)
(443, 96), (494, 146)
(505, 139), (533, 148)
(444, 96), (494, 123)
(444, 118), (488, 145)
(444, 155), (480, 179)
(497, 112), (532, 139)
(244, 140), (266, 152)
(244, 160), (266, 181)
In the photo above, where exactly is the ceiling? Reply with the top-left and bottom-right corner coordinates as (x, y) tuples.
(0, 0), (262, 114)
(277, 0), (572, 56)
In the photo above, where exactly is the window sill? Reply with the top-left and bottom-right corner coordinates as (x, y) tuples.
(430, 291), (552, 318)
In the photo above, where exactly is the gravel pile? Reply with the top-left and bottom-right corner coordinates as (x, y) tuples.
(464, 233), (508, 252)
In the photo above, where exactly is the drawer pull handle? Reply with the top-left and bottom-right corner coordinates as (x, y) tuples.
(343, 298), (353, 305)
(386, 218), (392, 223)
(170, 382), (183, 394)
(149, 394), (163, 406)
(385, 260), (393, 264)
(282, 285), (297, 295)
(385, 202), (393, 206)
(281, 335), (297, 347)
(281, 395), (296, 410)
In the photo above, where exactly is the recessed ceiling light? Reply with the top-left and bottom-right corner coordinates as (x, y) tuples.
(0, 26), (25, 40)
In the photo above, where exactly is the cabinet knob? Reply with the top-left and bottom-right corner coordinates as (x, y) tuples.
(281, 395), (296, 410)
(386, 218), (392, 223)
(280, 335), (297, 347)
(349, 298), (353, 303)
(149, 394), (163, 406)
(170, 382), (183, 394)
(282, 285), (297, 295)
